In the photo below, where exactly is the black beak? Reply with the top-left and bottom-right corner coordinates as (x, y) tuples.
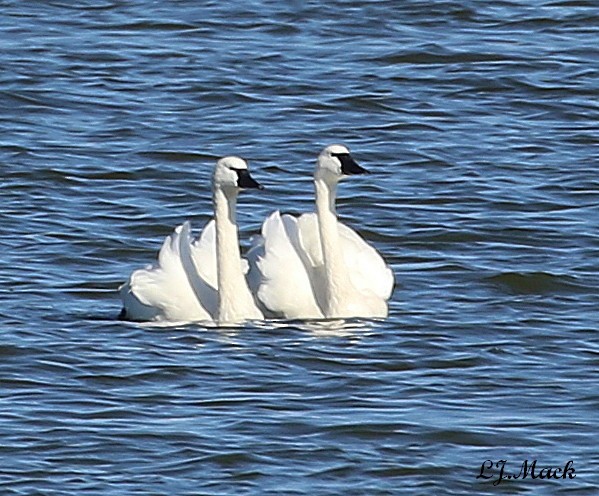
(236, 169), (264, 190)
(335, 153), (369, 175)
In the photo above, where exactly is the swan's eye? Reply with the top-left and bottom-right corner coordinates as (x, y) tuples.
(331, 152), (350, 159)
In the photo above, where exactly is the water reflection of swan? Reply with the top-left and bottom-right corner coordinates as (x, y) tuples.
(248, 145), (394, 320)
(119, 156), (264, 325)
(252, 317), (376, 337)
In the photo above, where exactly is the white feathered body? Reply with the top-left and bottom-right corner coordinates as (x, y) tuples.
(119, 156), (263, 325)
(248, 145), (394, 320)
(248, 211), (394, 319)
(120, 219), (262, 324)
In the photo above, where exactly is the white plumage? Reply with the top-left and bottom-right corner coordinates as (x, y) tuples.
(120, 156), (264, 325)
(248, 145), (394, 319)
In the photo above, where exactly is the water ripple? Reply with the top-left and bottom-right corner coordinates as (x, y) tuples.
(1, 0), (598, 494)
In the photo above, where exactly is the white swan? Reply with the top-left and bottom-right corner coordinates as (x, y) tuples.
(248, 144), (394, 319)
(119, 156), (264, 325)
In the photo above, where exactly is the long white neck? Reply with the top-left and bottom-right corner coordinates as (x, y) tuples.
(213, 187), (247, 324)
(315, 178), (351, 317)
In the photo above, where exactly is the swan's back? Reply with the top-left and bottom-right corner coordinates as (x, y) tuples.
(249, 211), (394, 319)
(120, 221), (217, 322)
(297, 213), (394, 303)
(248, 211), (323, 319)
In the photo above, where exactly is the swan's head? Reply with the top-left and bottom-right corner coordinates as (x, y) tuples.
(316, 144), (368, 183)
(213, 156), (263, 193)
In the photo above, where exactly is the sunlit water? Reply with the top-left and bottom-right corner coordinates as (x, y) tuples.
(1, 1), (598, 494)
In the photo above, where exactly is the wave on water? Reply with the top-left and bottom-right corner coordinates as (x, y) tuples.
(486, 271), (588, 294)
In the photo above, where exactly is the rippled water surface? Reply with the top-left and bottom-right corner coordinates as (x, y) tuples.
(1, 1), (598, 494)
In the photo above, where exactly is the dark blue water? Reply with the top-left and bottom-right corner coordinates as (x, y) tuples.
(1, 1), (598, 494)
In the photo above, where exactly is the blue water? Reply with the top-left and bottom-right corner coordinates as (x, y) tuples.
(1, 1), (598, 494)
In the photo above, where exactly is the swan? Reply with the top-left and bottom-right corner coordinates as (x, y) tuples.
(248, 144), (394, 319)
(119, 156), (264, 325)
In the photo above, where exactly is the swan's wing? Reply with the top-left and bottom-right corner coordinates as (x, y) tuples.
(189, 219), (217, 289)
(120, 222), (211, 322)
(337, 222), (395, 301)
(190, 218), (251, 276)
(250, 211), (323, 319)
(296, 213), (394, 302)
(295, 213), (323, 268)
(246, 234), (265, 298)
(182, 220), (219, 318)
